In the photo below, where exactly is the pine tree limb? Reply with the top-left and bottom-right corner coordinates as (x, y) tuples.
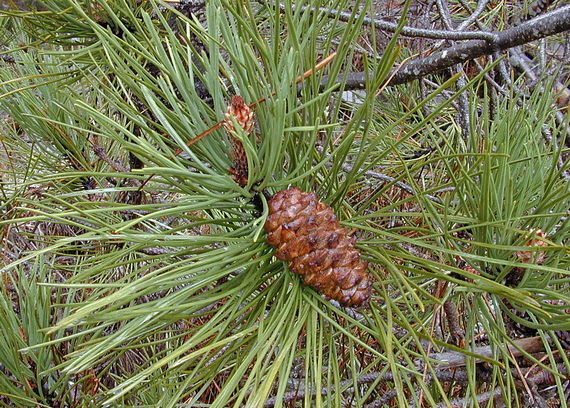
(327, 5), (570, 89)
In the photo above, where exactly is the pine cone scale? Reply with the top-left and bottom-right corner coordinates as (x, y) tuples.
(264, 187), (372, 307)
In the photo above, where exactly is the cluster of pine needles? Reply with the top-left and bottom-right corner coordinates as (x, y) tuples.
(0, 0), (569, 406)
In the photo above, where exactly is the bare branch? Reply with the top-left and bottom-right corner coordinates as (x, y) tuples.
(363, 389), (400, 408)
(434, 0), (472, 141)
(436, 364), (569, 408)
(427, 336), (545, 369)
(438, 386), (505, 408)
(331, 5), (570, 89)
(444, 299), (465, 346)
(255, 0), (497, 41)
(351, 165), (444, 204)
(318, 147), (446, 204)
(265, 337), (557, 407)
(92, 144), (129, 174)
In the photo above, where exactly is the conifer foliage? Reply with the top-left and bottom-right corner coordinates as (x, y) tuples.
(0, 0), (569, 406)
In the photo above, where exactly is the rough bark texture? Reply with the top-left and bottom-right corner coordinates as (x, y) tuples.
(264, 187), (372, 307)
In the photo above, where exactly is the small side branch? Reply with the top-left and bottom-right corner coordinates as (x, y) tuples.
(344, 164), (444, 204)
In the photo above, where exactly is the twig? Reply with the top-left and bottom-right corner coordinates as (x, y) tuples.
(528, 363), (568, 386)
(397, 242), (433, 260)
(266, 364), (487, 406)
(262, 371), (395, 407)
(435, 364), (569, 408)
(137, 246), (179, 256)
(509, 49), (570, 170)
(438, 386), (505, 408)
(456, 0), (490, 32)
(435, 0), (472, 141)
(92, 145), (130, 174)
(435, 0), (454, 31)
(508, 344), (535, 405)
(444, 299), (465, 346)
(328, 299), (366, 321)
(341, 163), (443, 204)
(261, 335), (556, 406)
(471, 58), (506, 95)
(256, 0), (497, 41)
(166, 0), (206, 5)
(427, 336), (545, 369)
(172, 52), (337, 156)
(362, 389), (399, 408)
(509, 48), (570, 113)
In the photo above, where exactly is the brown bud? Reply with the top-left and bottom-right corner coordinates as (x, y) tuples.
(223, 96), (254, 187)
(223, 95), (254, 135)
(516, 229), (547, 265)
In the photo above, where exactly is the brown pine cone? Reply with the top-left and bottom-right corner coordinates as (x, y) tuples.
(264, 187), (372, 307)
(223, 95), (254, 187)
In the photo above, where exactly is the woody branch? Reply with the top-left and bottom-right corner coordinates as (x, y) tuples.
(332, 5), (570, 89)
